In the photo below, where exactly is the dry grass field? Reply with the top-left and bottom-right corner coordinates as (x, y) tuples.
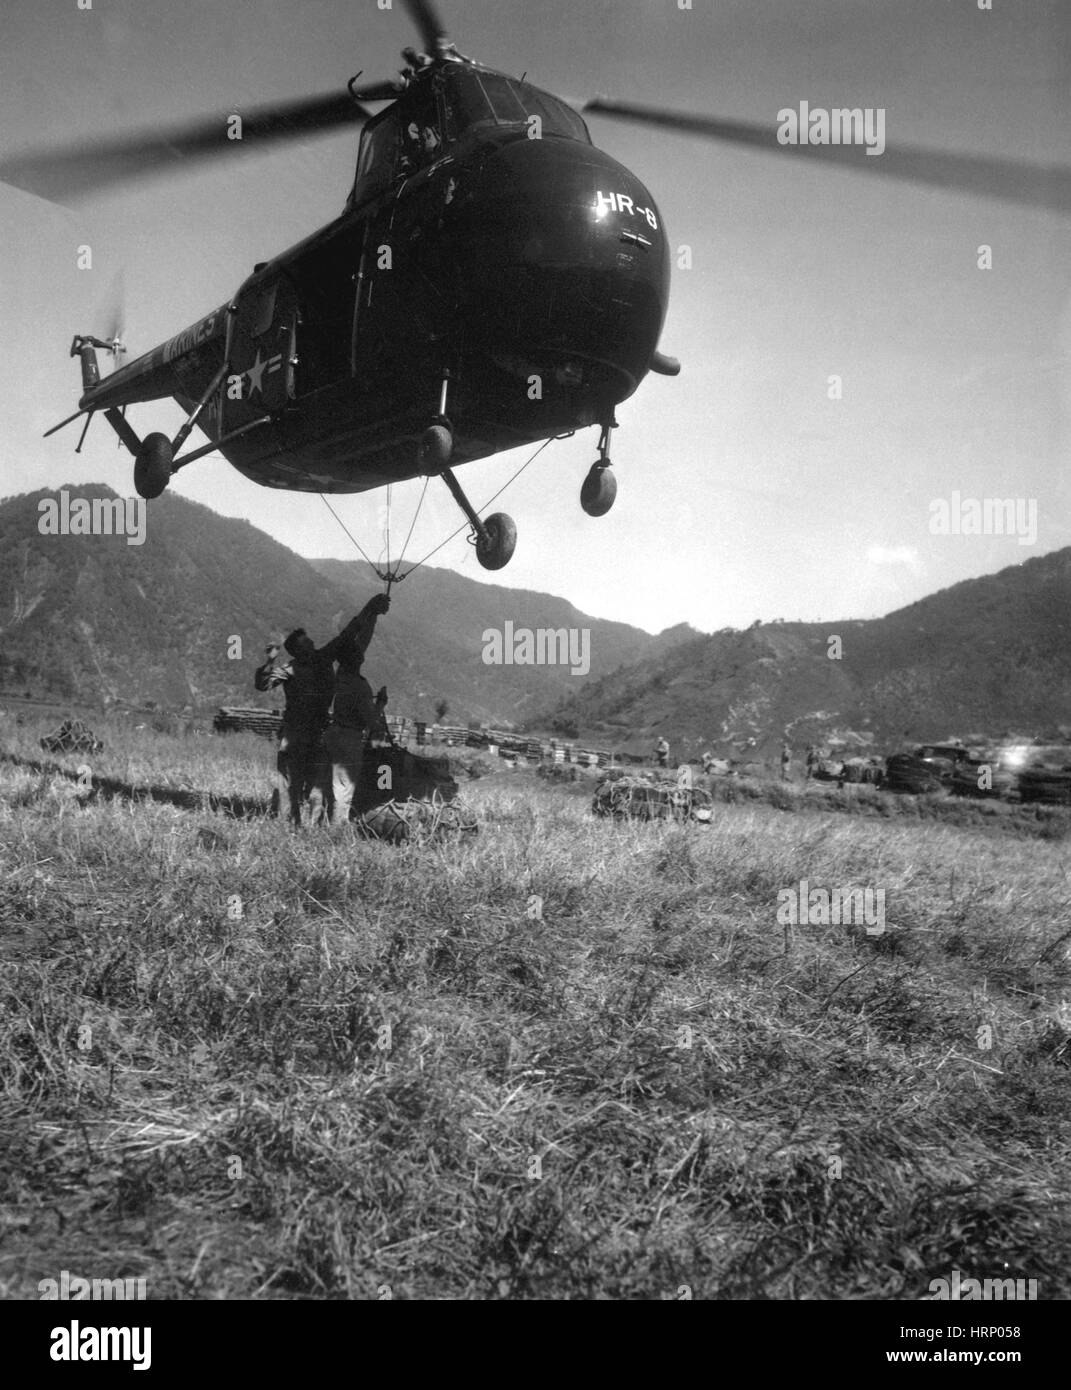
(1, 710), (1069, 1300)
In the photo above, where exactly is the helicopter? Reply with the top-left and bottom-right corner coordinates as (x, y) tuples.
(3, 0), (1067, 574)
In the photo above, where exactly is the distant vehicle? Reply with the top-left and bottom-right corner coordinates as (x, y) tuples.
(913, 744), (970, 783)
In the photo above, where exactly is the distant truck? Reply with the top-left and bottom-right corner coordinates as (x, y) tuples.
(913, 743), (971, 783)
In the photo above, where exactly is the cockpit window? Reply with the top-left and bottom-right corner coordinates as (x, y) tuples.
(348, 69), (588, 207)
(352, 106), (404, 202)
(350, 81), (444, 205)
(445, 70), (590, 144)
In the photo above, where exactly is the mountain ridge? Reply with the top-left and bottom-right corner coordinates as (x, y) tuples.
(0, 484), (689, 723)
(6, 485), (1069, 750)
(545, 548), (1071, 755)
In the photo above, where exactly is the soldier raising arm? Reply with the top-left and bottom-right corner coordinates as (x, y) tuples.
(322, 592), (391, 825)
(254, 599), (388, 826)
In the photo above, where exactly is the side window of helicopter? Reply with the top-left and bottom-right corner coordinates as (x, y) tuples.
(352, 106), (405, 203)
(398, 91), (443, 174)
(250, 283), (277, 339)
(351, 93), (444, 207)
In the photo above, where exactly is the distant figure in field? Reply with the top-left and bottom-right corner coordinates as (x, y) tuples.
(805, 745), (818, 779)
(655, 736), (670, 769)
(781, 740), (792, 782)
(255, 597), (388, 825)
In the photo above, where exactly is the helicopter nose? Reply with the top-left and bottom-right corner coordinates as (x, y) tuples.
(446, 134), (670, 401)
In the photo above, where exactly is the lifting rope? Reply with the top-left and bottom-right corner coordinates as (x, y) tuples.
(382, 482), (391, 577)
(395, 476), (430, 573)
(312, 436), (553, 594)
(397, 437), (552, 574)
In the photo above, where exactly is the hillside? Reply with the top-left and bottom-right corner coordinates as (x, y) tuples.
(0, 485), (686, 724)
(547, 548), (1071, 756)
(309, 558), (697, 724)
(11, 484), (1068, 748)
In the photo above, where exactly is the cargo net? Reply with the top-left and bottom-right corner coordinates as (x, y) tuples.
(592, 775), (713, 824)
(356, 793), (480, 844)
(40, 719), (104, 754)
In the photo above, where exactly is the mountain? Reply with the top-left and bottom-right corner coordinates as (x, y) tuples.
(8, 484), (1068, 749)
(0, 485), (689, 723)
(308, 558), (696, 722)
(545, 548), (1071, 756)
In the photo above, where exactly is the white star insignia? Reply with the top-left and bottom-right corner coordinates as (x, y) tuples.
(246, 350), (268, 396)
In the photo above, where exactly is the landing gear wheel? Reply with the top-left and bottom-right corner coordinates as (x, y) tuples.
(418, 423), (453, 475)
(476, 512), (517, 571)
(134, 433), (173, 499)
(581, 464), (616, 517)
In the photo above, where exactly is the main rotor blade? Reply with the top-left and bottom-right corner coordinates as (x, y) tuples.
(350, 78), (406, 101)
(0, 91), (372, 204)
(584, 99), (1071, 214)
(404, 0), (449, 58)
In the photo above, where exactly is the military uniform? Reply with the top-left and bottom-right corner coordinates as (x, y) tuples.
(255, 616), (366, 825)
(320, 600), (388, 825)
(325, 667), (379, 824)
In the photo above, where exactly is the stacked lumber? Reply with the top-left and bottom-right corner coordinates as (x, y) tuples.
(431, 724), (473, 745)
(950, 760), (1016, 799)
(207, 707), (646, 770)
(1017, 768), (1071, 805)
(213, 707), (283, 737)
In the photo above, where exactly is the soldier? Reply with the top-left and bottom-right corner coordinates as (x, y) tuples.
(655, 736), (670, 769)
(255, 599), (387, 825)
(405, 120), (441, 161)
(320, 594), (391, 825)
(370, 686), (391, 744)
(805, 744), (818, 780)
(781, 740), (792, 782)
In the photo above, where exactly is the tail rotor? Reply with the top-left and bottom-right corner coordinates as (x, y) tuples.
(99, 268), (128, 366)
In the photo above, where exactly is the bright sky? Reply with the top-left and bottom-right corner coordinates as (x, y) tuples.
(1, 0), (1068, 634)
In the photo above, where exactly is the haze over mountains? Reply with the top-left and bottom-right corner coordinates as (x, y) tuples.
(2, 485), (1068, 751)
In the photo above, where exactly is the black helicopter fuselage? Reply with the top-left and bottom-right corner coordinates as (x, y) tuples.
(81, 65), (671, 494)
